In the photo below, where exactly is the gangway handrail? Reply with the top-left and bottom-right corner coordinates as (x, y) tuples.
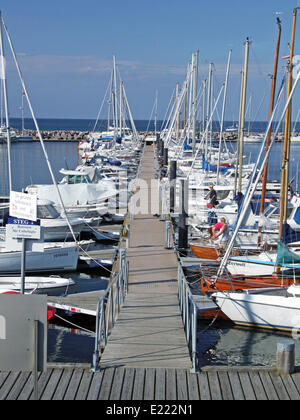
(91, 248), (129, 371)
(177, 261), (199, 372)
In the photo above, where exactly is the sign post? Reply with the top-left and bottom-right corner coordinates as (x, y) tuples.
(9, 191), (39, 293)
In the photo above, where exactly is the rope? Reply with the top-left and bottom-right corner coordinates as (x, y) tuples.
(77, 244), (114, 274)
(198, 307), (222, 334)
(53, 312), (95, 334)
(82, 219), (120, 241)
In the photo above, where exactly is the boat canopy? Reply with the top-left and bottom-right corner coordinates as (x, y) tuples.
(277, 238), (300, 265)
(282, 221), (300, 244)
(201, 154), (231, 174)
(27, 181), (117, 206)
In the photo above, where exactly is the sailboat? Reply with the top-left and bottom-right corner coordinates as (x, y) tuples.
(144, 90), (159, 144)
(191, 19), (291, 267)
(0, 12), (80, 274)
(211, 8), (300, 331)
(15, 92), (33, 141)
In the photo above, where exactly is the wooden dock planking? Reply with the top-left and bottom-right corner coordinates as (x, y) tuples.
(99, 146), (191, 370)
(48, 290), (105, 316)
(1, 366), (300, 400)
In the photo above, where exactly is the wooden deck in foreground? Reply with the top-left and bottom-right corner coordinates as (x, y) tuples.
(1, 366), (300, 400)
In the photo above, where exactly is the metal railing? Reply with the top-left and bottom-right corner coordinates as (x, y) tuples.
(91, 248), (129, 371)
(177, 262), (199, 373)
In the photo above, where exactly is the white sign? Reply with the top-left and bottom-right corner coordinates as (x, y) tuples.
(6, 223), (41, 240)
(9, 191), (37, 221)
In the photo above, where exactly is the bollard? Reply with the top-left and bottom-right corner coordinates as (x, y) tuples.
(165, 220), (172, 249)
(276, 339), (295, 375)
(178, 179), (189, 250)
(160, 140), (164, 161)
(126, 225), (130, 248)
(169, 160), (177, 214)
(160, 180), (167, 221)
(163, 147), (168, 167)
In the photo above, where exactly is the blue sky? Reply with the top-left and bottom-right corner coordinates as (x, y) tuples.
(1, 0), (300, 122)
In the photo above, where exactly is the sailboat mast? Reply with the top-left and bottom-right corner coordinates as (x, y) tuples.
(107, 69), (113, 130)
(234, 70), (244, 195)
(183, 78), (188, 140)
(192, 50), (199, 154)
(0, 11), (12, 192)
(113, 55), (118, 133)
(205, 63), (213, 161)
(279, 8), (299, 240)
(21, 91), (25, 134)
(202, 79), (206, 133)
(154, 89), (158, 137)
(258, 17), (281, 246)
(238, 37), (250, 193)
(0, 78), (3, 127)
(217, 49), (232, 181)
(176, 82), (180, 140)
(119, 80), (123, 139)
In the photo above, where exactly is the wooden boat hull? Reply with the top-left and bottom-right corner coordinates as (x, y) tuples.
(190, 242), (241, 260)
(201, 274), (295, 295)
(190, 242), (220, 260)
(196, 268), (295, 319)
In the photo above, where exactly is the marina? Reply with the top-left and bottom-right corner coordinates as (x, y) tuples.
(1, 145), (300, 401)
(1, 142), (300, 400)
(1, 3), (300, 402)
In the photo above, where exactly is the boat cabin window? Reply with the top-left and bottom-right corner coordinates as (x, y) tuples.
(264, 203), (293, 219)
(66, 174), (91, 184)
(37, 205), (60, 219)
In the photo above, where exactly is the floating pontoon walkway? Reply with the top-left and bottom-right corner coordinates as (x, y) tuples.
(99, 145), (192, 369)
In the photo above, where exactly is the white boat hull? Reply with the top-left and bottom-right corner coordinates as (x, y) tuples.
(212, 290), (300, 331)
(0, 245), (79, 274)
(40, 219), (87, 241)
(226, 259), (277, 276)
(0, 276), (75, 295)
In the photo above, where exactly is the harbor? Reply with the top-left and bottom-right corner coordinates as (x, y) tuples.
(1, 2), (300, 403)
(1, 142), (300, 400)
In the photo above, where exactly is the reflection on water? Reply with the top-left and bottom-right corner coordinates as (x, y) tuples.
(62, 272), (109, 294)
(197, 320), (300, 367)
(47, 269), (109, 364)
(48, 325), (95, 364)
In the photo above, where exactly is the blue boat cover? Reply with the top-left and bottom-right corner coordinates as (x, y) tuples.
(282, 221), (300, 244)
(294, 207), (300, 225)
(108, 158), (122, 166)
(183, 139), (192, 150)
(201, 154), (230, 174)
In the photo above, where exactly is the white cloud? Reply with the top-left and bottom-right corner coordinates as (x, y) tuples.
(5, 53), (275, 86)
(6, 54), (190, 79)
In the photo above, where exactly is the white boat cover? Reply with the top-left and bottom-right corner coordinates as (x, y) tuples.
(27, 181), (117, 206)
